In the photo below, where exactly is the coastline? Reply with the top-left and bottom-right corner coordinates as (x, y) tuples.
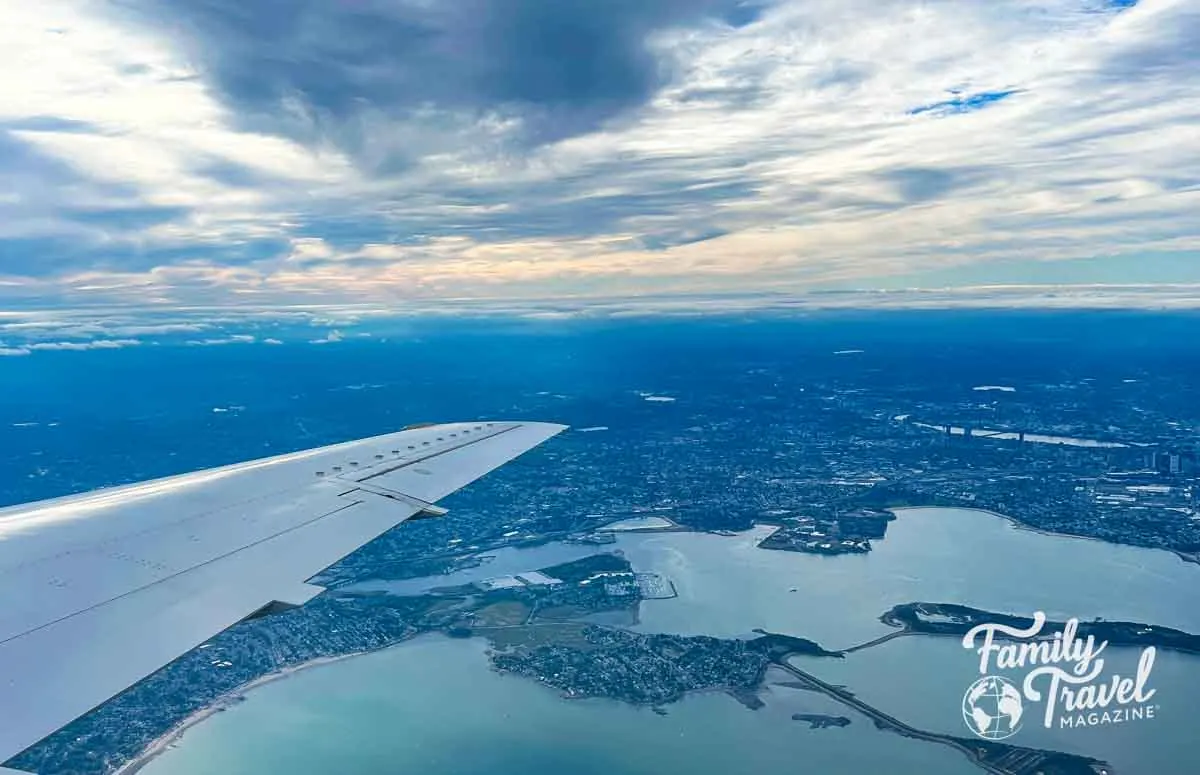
(107, 507), (1195, 774)
(114, 651), (373, 775)
(888, 505), (1107, 544)
(888, 505), (1199, 565)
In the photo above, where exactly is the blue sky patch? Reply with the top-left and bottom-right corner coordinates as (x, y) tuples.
(64, 206), (190, 231)
(908, 89), (1022, 117)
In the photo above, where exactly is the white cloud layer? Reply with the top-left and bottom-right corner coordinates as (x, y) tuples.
(0, 338), (141, 355)
(3, 284), (1200, 348)
(0, 0), (1196, 306)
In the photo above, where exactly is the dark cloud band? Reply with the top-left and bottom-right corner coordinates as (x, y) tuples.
(111, 0), (765, 158)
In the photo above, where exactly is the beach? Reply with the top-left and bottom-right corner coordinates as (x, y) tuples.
(115, 651), (374, 775)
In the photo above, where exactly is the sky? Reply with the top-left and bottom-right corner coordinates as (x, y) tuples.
(0, 0), (1198, 312)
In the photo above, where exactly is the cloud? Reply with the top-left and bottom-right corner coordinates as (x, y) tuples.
(109, 0), (759, 151)
(3, 286), (1200, 356)
(184, 334), (257, 346)
(32, 339), (140, 351)
(0, 0), (1196, 307)
(309, 330), (344, 345)
(0, 338), (141, 353)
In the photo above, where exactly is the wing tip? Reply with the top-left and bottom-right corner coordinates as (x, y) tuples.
(516, 421), (571, 442)
(530, 421), (570, 434)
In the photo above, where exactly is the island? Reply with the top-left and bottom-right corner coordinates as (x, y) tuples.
(791, 713), (852, 728)
(757, 508), (894, 555)
(847, 601), (1200, 655)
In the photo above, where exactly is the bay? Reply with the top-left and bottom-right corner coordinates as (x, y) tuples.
(138, 636), (974, 775)
(141, 507), (1200, 774)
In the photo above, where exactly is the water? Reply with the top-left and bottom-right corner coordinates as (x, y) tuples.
(139, 636), (975, 775)
(617, 508), (1200, 646)
(909, 423), (1130, 448)
(791, 638), (1200, 775)
(139, 507), (1200, 775)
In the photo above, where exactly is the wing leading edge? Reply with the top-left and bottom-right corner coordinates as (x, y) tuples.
(0, 421), (566, 771)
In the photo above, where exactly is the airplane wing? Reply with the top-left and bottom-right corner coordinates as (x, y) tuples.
(0, 421), (566, 772)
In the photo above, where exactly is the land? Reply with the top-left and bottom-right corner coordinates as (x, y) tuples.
(845, 602), (1200, 656)
(489, 626), (839, 707)
(791, 714), (852, 728)
(300, 319), (1200, 593)
(491, 626), (773, 705)
(758, 508), (892, 555)
(8, 314), (1199, 775)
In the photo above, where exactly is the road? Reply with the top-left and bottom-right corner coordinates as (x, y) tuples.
(771, 654), (1108, 775)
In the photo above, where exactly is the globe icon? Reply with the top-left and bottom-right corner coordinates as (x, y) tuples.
(962, 675), (1024, 740)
